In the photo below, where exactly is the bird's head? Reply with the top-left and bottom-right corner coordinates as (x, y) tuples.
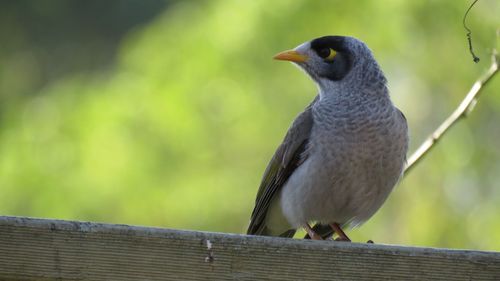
(274, 36), (385, 93)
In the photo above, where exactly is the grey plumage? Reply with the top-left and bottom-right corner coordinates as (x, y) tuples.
(247, 36), (408, 239)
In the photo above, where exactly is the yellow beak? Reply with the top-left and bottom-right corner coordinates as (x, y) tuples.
(273, 50), (308, 63)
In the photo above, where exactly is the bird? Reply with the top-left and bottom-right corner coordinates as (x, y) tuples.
(246, 36), (408, 241)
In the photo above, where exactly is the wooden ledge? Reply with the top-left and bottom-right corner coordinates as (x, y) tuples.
(1, 216), (499, 280)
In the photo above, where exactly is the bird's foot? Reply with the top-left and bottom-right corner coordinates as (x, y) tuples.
(334, 237), (351, 242)
(304, 223), (323, 240)
(330, 223), (351, 242)
(310, 232), (323, 240)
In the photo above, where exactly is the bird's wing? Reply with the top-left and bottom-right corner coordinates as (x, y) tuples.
(247, 96), (318, 236)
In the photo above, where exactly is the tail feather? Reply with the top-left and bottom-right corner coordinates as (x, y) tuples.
(247, 224), (296, 238)
(279, 229), (296, 238)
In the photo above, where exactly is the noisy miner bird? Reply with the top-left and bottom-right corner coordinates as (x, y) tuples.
(247, 36), (408, 241)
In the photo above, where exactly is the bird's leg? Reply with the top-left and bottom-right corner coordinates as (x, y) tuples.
(304, 223), (323, 240)
(330, 223), (351, 242)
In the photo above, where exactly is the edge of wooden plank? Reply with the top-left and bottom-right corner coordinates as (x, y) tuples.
(1, 215), (499, 259)
(2, 215), (500, 280)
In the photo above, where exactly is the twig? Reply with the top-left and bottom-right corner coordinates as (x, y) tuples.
(404, 52), (499, 175)
(463, 0), (480, 63)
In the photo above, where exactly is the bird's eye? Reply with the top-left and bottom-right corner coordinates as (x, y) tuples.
(318, 48), (337, 61)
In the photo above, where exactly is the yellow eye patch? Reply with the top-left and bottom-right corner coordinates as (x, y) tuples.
(318, 48), (337, 61)
(324, 48), (337, 61)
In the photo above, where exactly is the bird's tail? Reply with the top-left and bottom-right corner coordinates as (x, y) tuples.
(247, 224), (296, 238)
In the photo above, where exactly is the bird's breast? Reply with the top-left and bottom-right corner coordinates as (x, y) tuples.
(280, 105), (407, 227)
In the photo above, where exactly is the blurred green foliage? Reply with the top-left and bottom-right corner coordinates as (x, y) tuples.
(0, 1), (499, 250)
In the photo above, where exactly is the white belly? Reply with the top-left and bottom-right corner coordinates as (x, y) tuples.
(280, 121), (406, 228)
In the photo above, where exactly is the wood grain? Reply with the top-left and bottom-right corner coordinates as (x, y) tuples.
(0, 216), (499, 280)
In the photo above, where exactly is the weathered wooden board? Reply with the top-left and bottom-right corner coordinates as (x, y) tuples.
(0, 216), (499, 280)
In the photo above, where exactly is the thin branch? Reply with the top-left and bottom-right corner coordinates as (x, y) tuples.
(404, 52), (499, 175)
(463, 0), (480, 63)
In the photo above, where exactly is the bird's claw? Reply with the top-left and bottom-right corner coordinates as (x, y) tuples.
(311, 233), (324, 240)
(334, 237), (351, 242)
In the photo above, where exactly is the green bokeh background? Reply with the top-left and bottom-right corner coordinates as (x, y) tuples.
(1, 0), (499, 250)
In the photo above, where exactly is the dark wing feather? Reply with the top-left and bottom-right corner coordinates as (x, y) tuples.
(247, 96), (318, 236)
